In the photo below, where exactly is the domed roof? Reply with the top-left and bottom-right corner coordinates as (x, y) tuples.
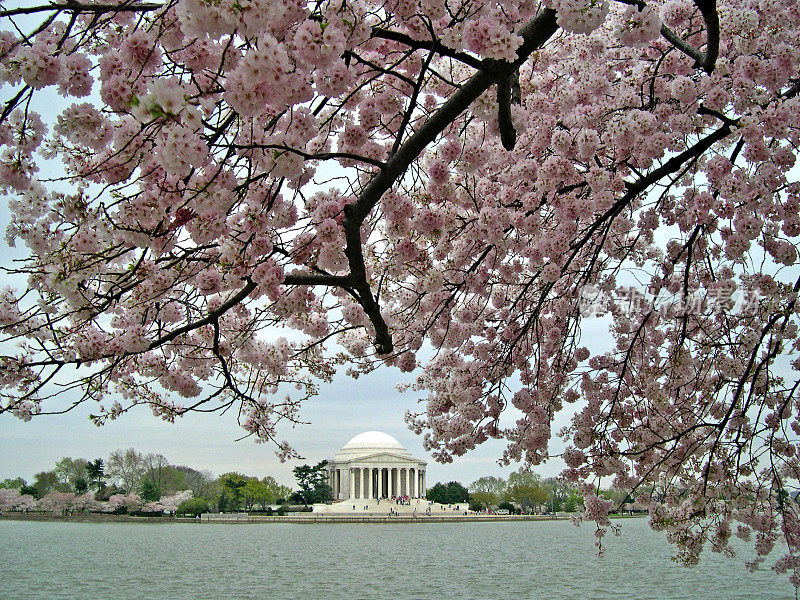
(333, 431), (412, 461)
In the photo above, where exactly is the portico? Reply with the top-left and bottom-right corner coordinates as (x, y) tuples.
(328, 432), (427, 500)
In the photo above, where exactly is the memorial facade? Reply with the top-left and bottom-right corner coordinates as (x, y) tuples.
(328, 431), (427, 500)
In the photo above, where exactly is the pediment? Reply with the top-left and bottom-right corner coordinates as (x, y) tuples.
(343, 451), (422, 464)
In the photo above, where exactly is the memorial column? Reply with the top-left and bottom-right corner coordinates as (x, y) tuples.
(349, 468), (354, 499)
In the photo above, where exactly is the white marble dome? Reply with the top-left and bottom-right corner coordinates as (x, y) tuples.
(327, 431), (427, 500)
(333, 431), (412, 461)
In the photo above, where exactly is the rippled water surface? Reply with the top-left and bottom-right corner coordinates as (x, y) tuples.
(0, 518), (794, 599)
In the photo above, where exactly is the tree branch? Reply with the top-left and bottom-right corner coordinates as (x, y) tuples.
(283, 272), (351, 287)
(660, 1), (720, 74)
(694, 0), (720, 74)
(371, 27), (484, 70)
(497, 70), (519, 151)
(343, 9), (559, 354)
(147, 279), (256, 351)
(0, 1), (163, 17)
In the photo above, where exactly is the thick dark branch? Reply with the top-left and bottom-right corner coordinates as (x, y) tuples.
(0, 1), (163, 17)
(371, 27), (484, 70)
(390, 47), (435, 158)
(348, 9), (559, 225)
(660, 24), (703, 66)
(565, 121), (733, 270)
(283, 272), (351, 287)
(694, 0), (720, 74)
(660, 0), (720, 74)
(624, 122), (731, 195)
(231, 144), (386, 169)
(497, 74), (516, 151)
(343, 9), (559, 354)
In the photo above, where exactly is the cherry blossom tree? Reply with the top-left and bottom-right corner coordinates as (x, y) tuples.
(70, 491), (101, 512)
(0, 487), (37, 512)
(159, 489), (193, 514)
(103, 492), (144, 513)
(38, 490), (76, 515)
(1, 0), (800, 583)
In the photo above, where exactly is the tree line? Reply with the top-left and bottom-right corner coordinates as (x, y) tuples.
(1, 453), (633, 517)
(427, 470), (634, 515)
(0, 448), (292, 516)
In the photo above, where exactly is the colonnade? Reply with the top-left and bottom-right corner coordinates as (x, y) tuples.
(330, 466), (426, 500)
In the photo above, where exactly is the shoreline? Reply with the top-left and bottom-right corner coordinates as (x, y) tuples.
(0, 512), (645, 524)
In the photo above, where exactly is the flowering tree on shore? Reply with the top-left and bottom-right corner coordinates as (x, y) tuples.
(1, 0), (800, 583)
(38, 491), (76, 515)
(0, 487), (36, 513)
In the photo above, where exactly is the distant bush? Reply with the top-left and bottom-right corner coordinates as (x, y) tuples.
(274, 505), (313, 514)
(177, 498), (210, 517)
(426, 481), (470, 504)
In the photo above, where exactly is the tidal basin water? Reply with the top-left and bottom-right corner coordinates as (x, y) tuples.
(0, 517), (794, 599)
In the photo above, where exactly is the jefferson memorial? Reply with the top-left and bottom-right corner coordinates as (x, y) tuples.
(328, 432), (427, 500)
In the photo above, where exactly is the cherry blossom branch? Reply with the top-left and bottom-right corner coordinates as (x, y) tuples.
(0, 1), (163, 17)
(659, 24), (704, 66)
(146, 279), (257, 351)
(231, 144), (387, 169)
(283, 272), (351, 287)
(496, 73), (516, 151)
(370, 27), (484, 70)
(694, 0), (720, 74)
(339, 10), (558, 354)
(658, 0), (720, 74)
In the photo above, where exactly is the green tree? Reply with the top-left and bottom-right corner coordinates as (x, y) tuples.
(469, 490), (499, 510)
(53, 457), (89, 492)
(542, 477), (574, 513)
(497, 501), (517, 514)
(143, 453), (170, 492)
(244, 476), (290, 511)
(242, 478), (264, 511)
(107, 448), (146, 494)
(427, 481), (470, 504)
(0, 477), (26, 489)
(20, 483), (39, 499)
(426, 482), (447, 503)
(292, 461), (331, 505)
(33, 471), (59, 497)
(74, 478), (89, 494)
(163, 465), (215, 497)
(564, 494), (580, 513)
(469, 476), (507, 497)
(216, 490), (231, 513)
(220, 473), (248, 511)
(85, 458), (105, 492)
(506, 470), (548, 513)
(271, 481), (293, 506)
(177, 497), (210, 517)
(140, 479), (161, 502)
